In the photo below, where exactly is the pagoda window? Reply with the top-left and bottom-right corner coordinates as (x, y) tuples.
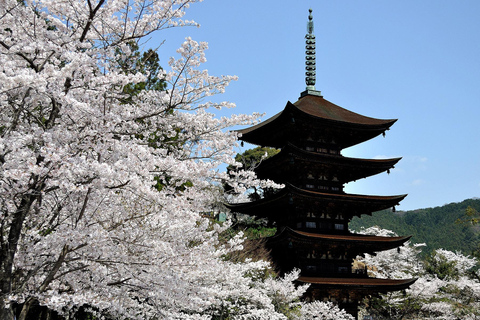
(320, 222), (330, 230)
(319, 175), (327, 180)
(305, 221), (317, 228)
(306, 183), (315, 189)
(338, 214), (344, 220)
(331, 187), (340, 192)
(306, 212), (316, 218)
(329, 149), (338, 155)
(338, 266), (348, 273)
(319, 185), (329, 191)
(305, 265), (316, 272)
(307, 250), (317, 259)
(307, 173), (315, 179)
(306, 146), (315, 152)
(332, 176), (339, 182)
(317, 147), (328, 153)
(335, 223), (345, 231)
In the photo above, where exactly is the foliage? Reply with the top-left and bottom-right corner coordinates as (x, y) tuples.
(457, 205), (480, 227)
(350, 198), (480, 256)
(424, 250), (462, 281)
(226, 147), (281, 202)
(231, 146), (280, 171)
(118, 42), (168, 97)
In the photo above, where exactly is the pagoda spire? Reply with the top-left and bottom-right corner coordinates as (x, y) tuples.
(305, 9), (316, 89)
(301, 9), (322, 98)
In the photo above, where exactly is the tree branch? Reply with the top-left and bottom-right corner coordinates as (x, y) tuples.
(79, 0), (107, 42)
(107, 277), (132, 286)
(76, 188), (91, 227)
(38, 244), (69, 292)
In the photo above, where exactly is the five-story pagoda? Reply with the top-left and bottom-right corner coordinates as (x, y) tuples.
(228, 9), (415, 319)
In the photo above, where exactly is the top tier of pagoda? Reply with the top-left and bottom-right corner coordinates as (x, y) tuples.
(238, 95), (396, 150)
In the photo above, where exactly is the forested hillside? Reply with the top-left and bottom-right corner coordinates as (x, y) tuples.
(350, 198), (480, 255)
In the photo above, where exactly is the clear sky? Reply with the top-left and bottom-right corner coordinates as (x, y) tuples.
(154, 0), (480, 211)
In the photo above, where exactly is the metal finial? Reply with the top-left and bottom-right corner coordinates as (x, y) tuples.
(300, 9), (322, 98)
(308, 9), (314, 32)
(305, 9), (316, 90)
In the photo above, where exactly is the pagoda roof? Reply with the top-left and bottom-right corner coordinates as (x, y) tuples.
(293, 95), (395, 126)
(274, 227), (411, 245)
(298, 276), (416, 294)
(268, 227), (411, 254)
(255, 143), (401, 183)
(227, 184), (406, 218)
(238, 95), (396, 148)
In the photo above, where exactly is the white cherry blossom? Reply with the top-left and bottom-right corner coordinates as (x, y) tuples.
(0, 1), (300, 319)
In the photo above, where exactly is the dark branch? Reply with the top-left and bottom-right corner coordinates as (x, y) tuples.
(79, 0), (107, 42)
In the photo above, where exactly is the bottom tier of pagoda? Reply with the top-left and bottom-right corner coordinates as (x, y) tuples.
(264, 227), (416, 319)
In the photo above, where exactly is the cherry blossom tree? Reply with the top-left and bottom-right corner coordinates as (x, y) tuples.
(297, 301), (354, 320)
(357, 227), (480, 319)
(0, 1), (297, 319)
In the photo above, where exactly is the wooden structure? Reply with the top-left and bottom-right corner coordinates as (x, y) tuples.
(228, 9), (415, 319)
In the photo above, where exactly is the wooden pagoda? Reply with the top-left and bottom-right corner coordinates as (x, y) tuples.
(228, 9), (415, 319)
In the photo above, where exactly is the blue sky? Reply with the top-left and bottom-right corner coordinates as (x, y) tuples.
(154, 0), (480, 211)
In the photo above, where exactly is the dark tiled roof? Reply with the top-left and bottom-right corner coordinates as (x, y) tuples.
(287, 184), (407, 202)
(298, 276), (416, 288)
(237, 94), (396, 137)
(254, 143), (401, 183)
(290, 229), (411, 243)
(278, 143), (402, 165)
(267, 227), (411, 254)
(293, 95), (396, 125)
(226, 184), (407, 212)
(237, 110), (283, 136)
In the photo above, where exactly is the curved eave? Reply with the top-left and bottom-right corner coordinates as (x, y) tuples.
(226, 185), (407, 216)
(273, 227), (411, 244)
(237, 109), (284, 137)
(256, 143), (401, 182)
(289, 184), (407, 205)
(298, 277), (417, 293)
(236, 97), (396, 147)
(267, 227), (411, 253)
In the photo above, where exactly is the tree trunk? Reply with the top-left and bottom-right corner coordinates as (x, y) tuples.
(0, 300), (15, 320)
(18, 297), (36, 320)
(0, 192), (38, 320)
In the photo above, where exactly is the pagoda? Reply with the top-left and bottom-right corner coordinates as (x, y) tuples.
(228, 9), (415, 319)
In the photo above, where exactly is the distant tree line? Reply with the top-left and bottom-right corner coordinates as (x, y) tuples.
(350, 198), (480, 256)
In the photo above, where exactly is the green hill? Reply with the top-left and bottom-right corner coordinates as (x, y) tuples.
(349, 198), (480, 256)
